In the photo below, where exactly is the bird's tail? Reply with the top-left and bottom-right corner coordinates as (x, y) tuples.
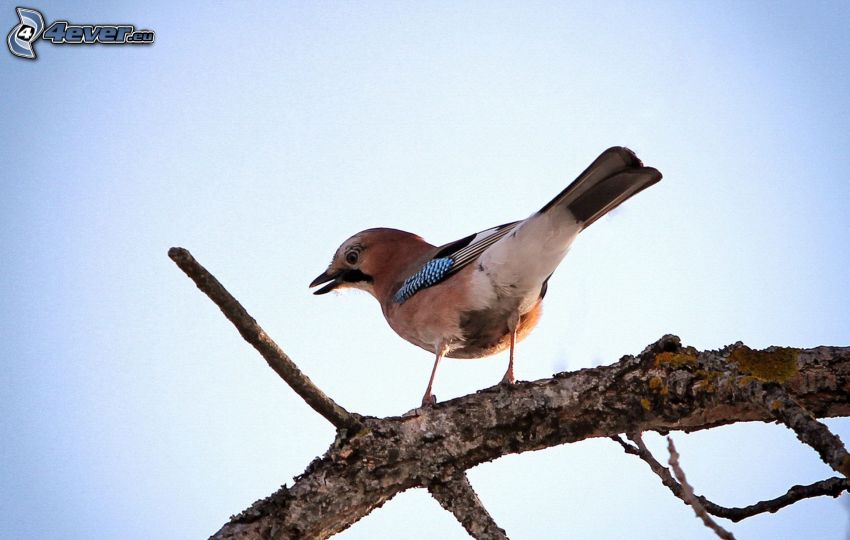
(540, 147), (662, 228)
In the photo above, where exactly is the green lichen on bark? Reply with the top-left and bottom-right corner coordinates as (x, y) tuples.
(730, 345), (799, 383)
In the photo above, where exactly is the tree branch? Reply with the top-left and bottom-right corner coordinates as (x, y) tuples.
(428, 473), (509, 540)
(209, 336), (849, 538)
(615, 434), (682, 502)
(706, 477), (850, 522)
(666, 436), (735, 540)
(168, 247), (360, 431)
(169, 252), (850, 538)
(614, 435), (850, 523)
(757, 383), (850, 477)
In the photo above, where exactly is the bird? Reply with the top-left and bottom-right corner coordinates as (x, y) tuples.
(310, 147), (661, 406)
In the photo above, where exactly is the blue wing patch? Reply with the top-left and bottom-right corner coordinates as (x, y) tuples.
(393, 257), (454, 304)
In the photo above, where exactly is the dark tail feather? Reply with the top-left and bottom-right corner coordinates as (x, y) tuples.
(540, 147), (662, 228)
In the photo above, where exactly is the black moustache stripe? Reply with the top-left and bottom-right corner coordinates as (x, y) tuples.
(342, 269), (373, 284)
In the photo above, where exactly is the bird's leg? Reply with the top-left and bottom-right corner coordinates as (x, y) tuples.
(422, 343), (447, 407)
(500, 312), (520, 384)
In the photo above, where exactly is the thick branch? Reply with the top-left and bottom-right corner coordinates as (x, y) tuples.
(168, 247), (359, 430)
(428, 473), (508, 540)
(207, 332), (850, 539)
(758, 384), (850, 477)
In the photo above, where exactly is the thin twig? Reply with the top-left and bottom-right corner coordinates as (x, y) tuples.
(616, 434), (850, 523)
(611, 435), (639, 455)
(666, 437), (736, 540)
(168, 247), (360, 430)
(428, 473), (509, 540)
(624, 434), (693, 505)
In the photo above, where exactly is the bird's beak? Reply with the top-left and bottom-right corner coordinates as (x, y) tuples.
(309, 269), (342, 295)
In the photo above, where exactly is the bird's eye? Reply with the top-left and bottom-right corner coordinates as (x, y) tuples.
(345, 251), (359, 265)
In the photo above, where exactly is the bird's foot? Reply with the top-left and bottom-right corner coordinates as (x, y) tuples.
(500, 373), (516, 385)
(421, 392), (437, 407)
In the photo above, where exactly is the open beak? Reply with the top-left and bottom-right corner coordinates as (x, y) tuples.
(309, 270), (342, 295)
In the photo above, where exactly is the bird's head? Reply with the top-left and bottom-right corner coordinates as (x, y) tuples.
(310, 228), (432, 299)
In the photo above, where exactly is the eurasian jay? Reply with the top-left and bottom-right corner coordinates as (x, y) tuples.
(310, 147), (661, 406)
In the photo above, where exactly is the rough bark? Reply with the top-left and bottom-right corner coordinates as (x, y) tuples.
(428, 473), (509, 540)
(210, 336), (849, 539)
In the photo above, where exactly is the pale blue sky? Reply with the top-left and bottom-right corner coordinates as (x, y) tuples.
(2, 2), (848, 539)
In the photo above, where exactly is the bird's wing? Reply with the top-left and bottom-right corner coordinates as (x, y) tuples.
(392, 221), (520, 303)
(437, 221), (520, 274)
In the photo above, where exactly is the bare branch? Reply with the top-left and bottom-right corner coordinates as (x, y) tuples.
(169, 252), (850, 537)
(622, 433), (736, 538)
(623, 433), (684, 497)
(168, 247), (360, 430)
(757, 384), (850, 478)
(703, 477), (850, 522)
(617, 435), (850, 523)
(666, 437), (736, 540)
(611, 434), (639, 455)
(428, 473), (509, 540)
(168, 254), (850, 540)
(207, 337), (848, 538)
